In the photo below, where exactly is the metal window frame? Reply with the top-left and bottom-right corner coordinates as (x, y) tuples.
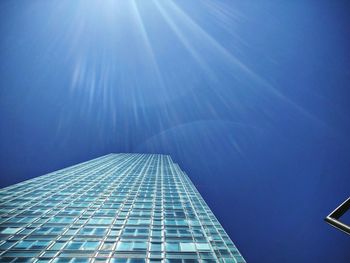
(325, 197), (350, 235)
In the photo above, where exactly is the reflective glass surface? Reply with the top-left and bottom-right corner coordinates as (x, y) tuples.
(0, 153), (245, 262)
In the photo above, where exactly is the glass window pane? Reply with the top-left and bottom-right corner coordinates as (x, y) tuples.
(180, 242), (196, 252)
(166, 242), (180, 252)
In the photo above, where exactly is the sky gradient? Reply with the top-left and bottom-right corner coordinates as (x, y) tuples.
(0, 0), (350, 262)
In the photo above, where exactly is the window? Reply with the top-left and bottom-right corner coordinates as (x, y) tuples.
(149, 242), (162, 252)
(111, 259), (145, 263)
(66, 241), (99, 250)
(196, 243), (211, 251)
(15, 240), (51, 250)
(0, 227), (21, 235)
(127, 219), (151, 225)
(166, 242), (180, 252)
(78, 227), (106, 236)
(101, 241), (115, 250)
(49, 241), (66, 250)
(34, 227), (64, 235)
(53, 257), (91, 262)
(122, 228), (149, 236)
(180, 242), (196, 252)
(116, 241), (147, 251)
(87, 217), (113, 225)
(48, 217), (75, 224)
(6, 217), (36, 224)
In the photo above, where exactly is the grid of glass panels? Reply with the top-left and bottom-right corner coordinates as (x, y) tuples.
(0, 153), (245, 262)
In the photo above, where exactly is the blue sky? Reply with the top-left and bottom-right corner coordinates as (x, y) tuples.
(1, 0), (350, 262)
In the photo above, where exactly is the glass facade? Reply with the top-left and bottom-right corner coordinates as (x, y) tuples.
(0, 153), (245, 262)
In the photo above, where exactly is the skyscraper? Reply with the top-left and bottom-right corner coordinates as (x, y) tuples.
(0, 153), (245, 262)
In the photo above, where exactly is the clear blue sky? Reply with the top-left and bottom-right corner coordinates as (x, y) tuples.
(1, 0), (350, 262)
